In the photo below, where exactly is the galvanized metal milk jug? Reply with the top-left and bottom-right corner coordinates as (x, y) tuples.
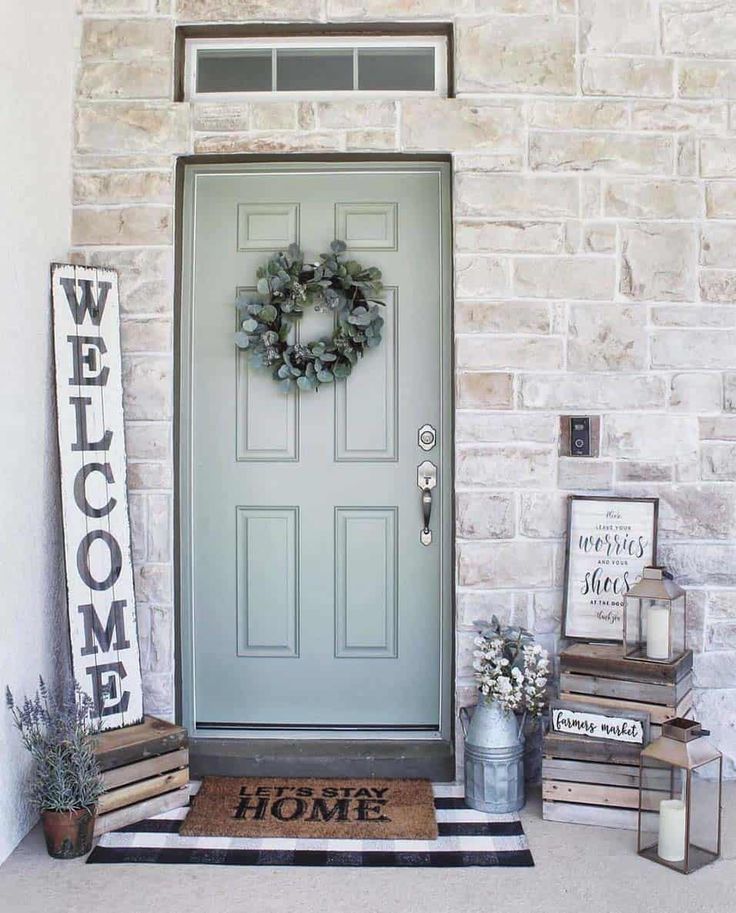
(460, 700), (525, 813)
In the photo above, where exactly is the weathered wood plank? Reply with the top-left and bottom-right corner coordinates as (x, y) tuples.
(542, 800), (646, 831)
(542, 758), (671, 790)
(100, 748), (189, 791)
(559, 671), (691, 706)
(94, 716), (188, 771)
(543, 731), (642, 765)
(94, 786), (190, 837)
(558, 690), (693, 724)
(543, 779), (660, 810)
(97, 767), (190, 815)
(559, 643), (692, 684)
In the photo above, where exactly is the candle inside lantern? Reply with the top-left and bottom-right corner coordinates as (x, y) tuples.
(646, 603), (670, 660)
(658, 798), (687, 863)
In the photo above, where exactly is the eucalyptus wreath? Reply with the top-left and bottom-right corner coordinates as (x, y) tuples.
(234, 241), (385, 392)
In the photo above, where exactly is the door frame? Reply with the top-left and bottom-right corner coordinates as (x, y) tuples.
(175, 157), (455, 757)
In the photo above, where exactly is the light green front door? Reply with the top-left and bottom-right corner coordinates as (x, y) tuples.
(181, 162), (452, 735)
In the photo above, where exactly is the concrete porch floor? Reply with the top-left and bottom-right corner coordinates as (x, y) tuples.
(0, 785), (734, 913)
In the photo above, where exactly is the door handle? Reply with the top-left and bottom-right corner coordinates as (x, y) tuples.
(417, 461), (437, 546)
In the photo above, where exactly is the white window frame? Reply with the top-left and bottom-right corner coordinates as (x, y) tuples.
(184, 35), (448, 102)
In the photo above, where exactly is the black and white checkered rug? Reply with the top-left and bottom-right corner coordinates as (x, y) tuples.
(87, 783), (534, 868)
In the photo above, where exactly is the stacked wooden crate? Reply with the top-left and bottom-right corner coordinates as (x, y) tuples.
(542, 643), (693, 830)
(93, 716), (190, 836)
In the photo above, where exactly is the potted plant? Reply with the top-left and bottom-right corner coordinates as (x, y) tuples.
(460, 617), (550, 813)
(6, 678), (104, 858)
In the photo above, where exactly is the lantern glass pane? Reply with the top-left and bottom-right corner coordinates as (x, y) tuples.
(626, 595), (686, 663)
(689, 759), (721, 869)
(639, 759), (686, 866)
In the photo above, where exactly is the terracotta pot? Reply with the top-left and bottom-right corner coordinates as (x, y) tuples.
(40, 807), (96, 859)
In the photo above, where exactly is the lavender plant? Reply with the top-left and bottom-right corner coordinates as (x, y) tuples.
(5, 678), (104, 813)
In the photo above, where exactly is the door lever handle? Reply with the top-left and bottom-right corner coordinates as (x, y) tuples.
(417, 460), (437, 546)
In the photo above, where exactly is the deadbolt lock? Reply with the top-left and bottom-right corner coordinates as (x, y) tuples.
(418, 424), (437, 451)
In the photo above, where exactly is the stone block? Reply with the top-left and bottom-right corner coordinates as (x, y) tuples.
(456, 16), (575, 94)
(456, 335), (563, 370)
(654, 305), (736, 328)
(694, 651), (736, 689)
(685, 590), (707, 654)
(455, 256), (509, 298)
(620, 223), (698, 301)
(708, 622), (736, 651)
(514, 257), (615, 300)
(147, 493), (172, 563)
(691, 690), (736, 775)
(120, 317), (172, 353)
(532, 591), (563, 636)
(701, 224), (736, 268)
(72, 206), (173, 246)
(457, 446), (556, 488)
(520, 373), (665, 410)
(579, 0), (657, 54)
(530, 131), (672, 174)
(670, 373), (724, 412)
(616, 461), (673, 482)
(456, 492), (515, 539)
(701, 417), (736, 441)
(138, 605), (174, 676)
(250, 103), (300, 131)
(177, 0), (323, 19)
(457, 541), (555, 588)
(661, 1), (736, 58)
(652, 329), (736, 368)
(583, 223), (616, 253)
(122, 355), (174, 420)
(455, 300), (551, 335)
(677, 137), (697, 177)
(629, 101), (727, 132)
(700, 271), (736, 303)
(133, 563), (172, 604)
(125, 421), (171, 461)
(128, 492), (147, 562)
(658, 542), (736, 586)
(456, 174), (579, 220)
(317, 101), (396, 129)
(455, 413), (558, 444)
(345, 130), (397, 151)
(568, 303), (647, 371)
(455, 221), (563, 254)
(453, 153), (524, 173)
(603, 414), (698, 461)
(73, 170), (173, 204)
(707, 183), (736, 218)
(192, 104), (251, 132)
(79, 248), (173, 315)
(658, 485), (736, 540)
(128, 462), (173, 491)
(402, 100), (521, 152)
(708, 591), (736, 620)
(519, 492), (567, 538)
(194, 132), (339, 154)
(558, 459), (613, 490)
(582, 57), (673, 97)
(727, 375), (736, 411)
(604, 180), (703, 219)
(80, 0), (149, 10)
(75, 103), (189, 154)
(456, 372), (514, 409)
(679, 60), (736, 98)
(327, 0), (469, 15)
(81, 18), (173, 61)
(702, 443), (736, 480)
(78, 60), (172, 100)
(141, 672), (174, 719)
(701, 139), (736, 178)
(457, 592), (531, 631)
(527, 100), (628, 129)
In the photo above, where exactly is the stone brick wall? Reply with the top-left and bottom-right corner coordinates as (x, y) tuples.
(71, 0), (736, 772)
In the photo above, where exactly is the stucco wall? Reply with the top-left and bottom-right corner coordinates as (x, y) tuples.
(0, 0), (76, 865)
(71, 0), (736, 773)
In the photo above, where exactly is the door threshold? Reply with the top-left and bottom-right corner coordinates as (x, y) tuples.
(189, 737), (454, 780)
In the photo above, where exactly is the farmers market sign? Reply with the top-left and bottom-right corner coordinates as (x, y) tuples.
(51, 264), (143, 730)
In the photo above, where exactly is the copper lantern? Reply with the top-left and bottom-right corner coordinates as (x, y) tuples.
(638, 719), (723, 875)
(623, 566), (686, 664)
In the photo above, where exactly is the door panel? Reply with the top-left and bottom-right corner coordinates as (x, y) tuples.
(182, 163), (451, 733)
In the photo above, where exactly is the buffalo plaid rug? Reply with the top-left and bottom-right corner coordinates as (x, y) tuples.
(87, 782), (534, 868)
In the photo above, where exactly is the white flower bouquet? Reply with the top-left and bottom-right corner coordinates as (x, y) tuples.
(472, 617), (550, 732)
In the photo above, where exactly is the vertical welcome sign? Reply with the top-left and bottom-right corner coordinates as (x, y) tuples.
(51, 264), (143, 730)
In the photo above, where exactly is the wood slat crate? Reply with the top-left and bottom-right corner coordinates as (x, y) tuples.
(544, 645), (696, 830)
(93, 716), (189, 837)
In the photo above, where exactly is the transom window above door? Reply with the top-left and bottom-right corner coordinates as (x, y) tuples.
(184, 36), (448, 100)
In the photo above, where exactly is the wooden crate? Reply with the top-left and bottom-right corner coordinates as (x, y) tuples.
(93, 716), (190, 836)
(544, 645), (695, 829)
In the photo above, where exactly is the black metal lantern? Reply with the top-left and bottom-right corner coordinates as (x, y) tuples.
(623, 566), (686, 663)
(638, 719), (723, 874)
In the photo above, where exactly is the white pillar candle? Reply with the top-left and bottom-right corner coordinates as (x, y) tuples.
(658, 799), (687, 863)
(646, 603), (670, 660)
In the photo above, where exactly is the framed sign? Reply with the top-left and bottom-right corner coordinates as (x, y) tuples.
(550, 700), (650, 746)
(51, 264), (143, 730)
(562, 495), (658, 642)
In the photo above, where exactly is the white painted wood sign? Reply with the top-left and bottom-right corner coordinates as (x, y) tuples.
(550, 700), (650, 746)
(51, 263), (143, 730)
(562, 496), (658, 641)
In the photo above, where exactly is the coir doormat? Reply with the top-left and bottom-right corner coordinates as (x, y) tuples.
(178, 777), (438, 841)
